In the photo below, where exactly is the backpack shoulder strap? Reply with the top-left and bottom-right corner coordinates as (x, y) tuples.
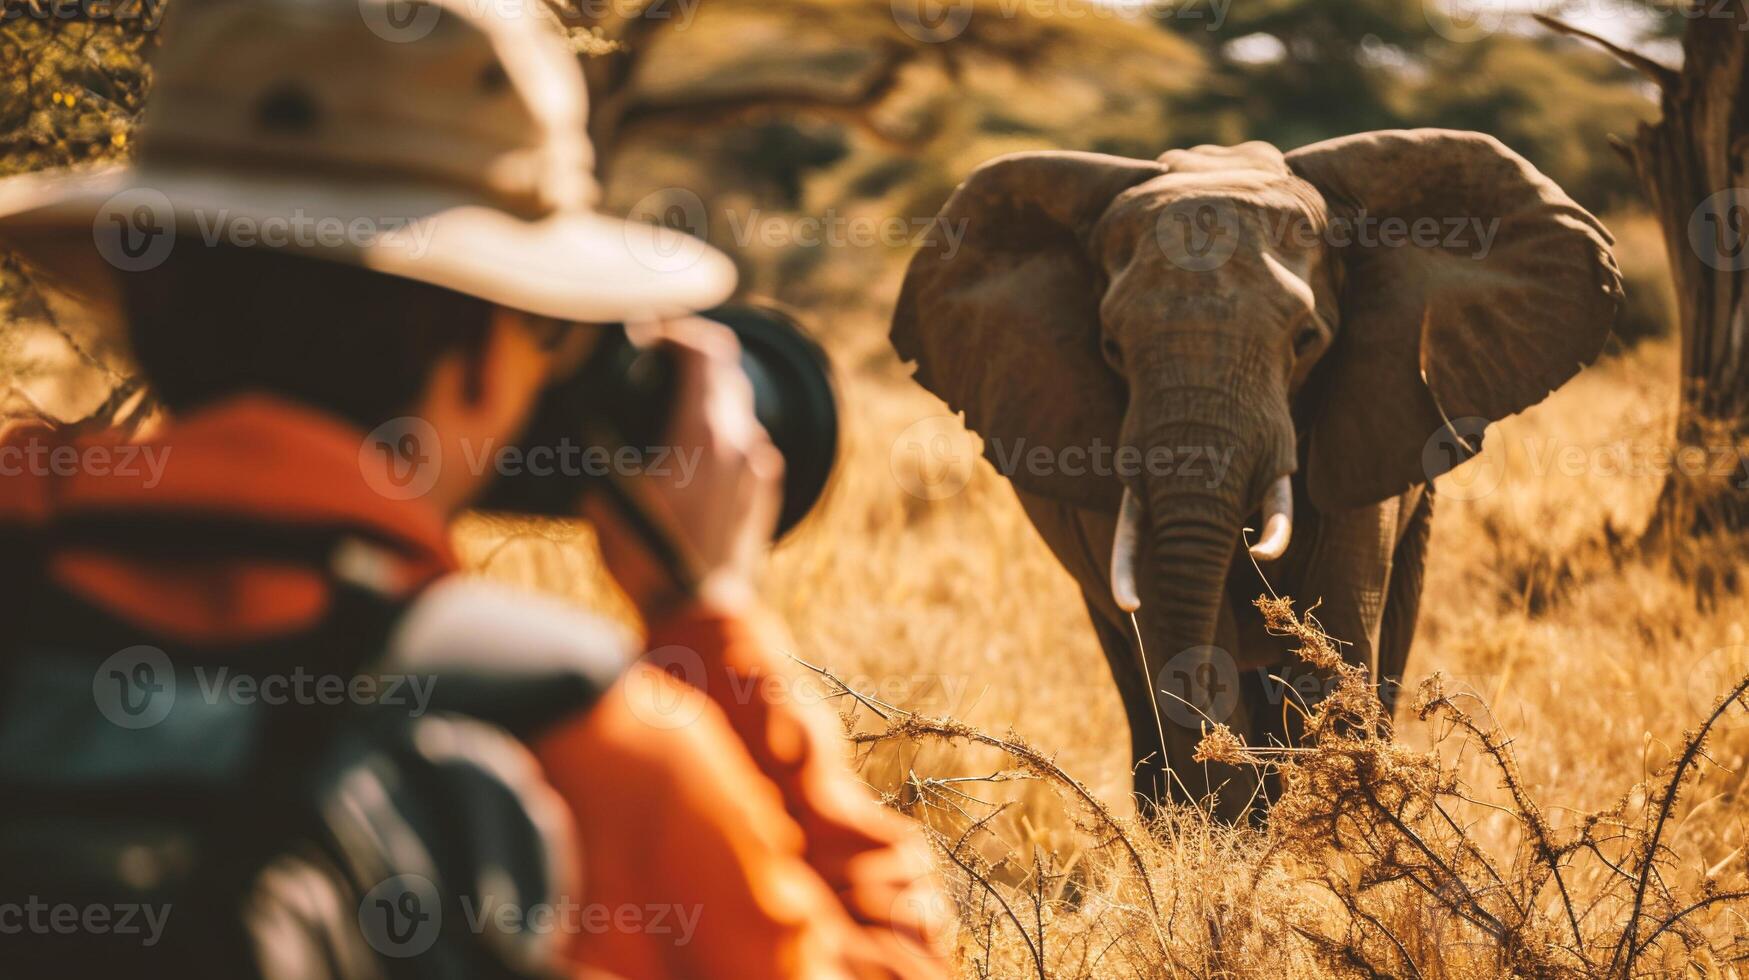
(380, 576), (633, 741)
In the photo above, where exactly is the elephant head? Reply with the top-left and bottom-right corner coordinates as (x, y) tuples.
(892, 130), (1620, 670)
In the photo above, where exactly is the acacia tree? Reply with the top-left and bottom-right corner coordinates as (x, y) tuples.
(1547, 6), (1749, 534)
(551, 0), (1197, 183)
(4, 0), (1199, 428)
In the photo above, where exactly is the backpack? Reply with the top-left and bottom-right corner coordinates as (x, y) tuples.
(0, 518), (630, 979)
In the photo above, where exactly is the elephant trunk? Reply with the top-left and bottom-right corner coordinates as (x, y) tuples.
(1111, 471), (1292, 612)
(1142, 473), (1245, 666)
(1116, 352), (1298, 674)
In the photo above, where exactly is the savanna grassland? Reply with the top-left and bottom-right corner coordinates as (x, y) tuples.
(8, 3), (1744, 974)
(458, 213), (1749, 976)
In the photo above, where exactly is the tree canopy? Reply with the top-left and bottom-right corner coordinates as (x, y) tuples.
(1155, 0), (1658, 212)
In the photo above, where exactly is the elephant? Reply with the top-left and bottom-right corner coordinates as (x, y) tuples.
(890, 130), (1621, 819)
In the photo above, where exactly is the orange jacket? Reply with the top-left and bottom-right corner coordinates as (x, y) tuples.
(541, 609), (948, 978)
(0, 397), (950, 979)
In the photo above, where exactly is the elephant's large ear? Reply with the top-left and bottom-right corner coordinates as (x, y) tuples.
(1286, 130), (1622, 510)
(891, 151), (1165, 513)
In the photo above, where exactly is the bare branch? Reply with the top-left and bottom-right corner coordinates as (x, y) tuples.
(1535, 13), (1678, 90)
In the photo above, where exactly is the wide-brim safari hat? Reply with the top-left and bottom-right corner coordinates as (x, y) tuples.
(0, 0), (735, 323)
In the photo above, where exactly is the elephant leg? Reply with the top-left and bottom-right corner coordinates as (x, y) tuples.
(1083, 592), (1263, 822)
(1281, 495), (1400, 684)
(1377, 487), (1433, 716)
(1237, 667), (1291, 816)
(1010, 489), (1160, 805)
(1078, 595), (1171, 808)
(1247, 488), (1427, 742)
(1014, 487), (1261, 819)
(1238, 655), (1321, 803)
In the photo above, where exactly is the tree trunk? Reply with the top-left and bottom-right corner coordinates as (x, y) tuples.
(1616, 9), (1749, 534)
(1548, 7), (1749, 535)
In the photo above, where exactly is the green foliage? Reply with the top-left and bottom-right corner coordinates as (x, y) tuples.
(1158, 3), (1657, 212)
(1, 0), (1669, 327)
(1, 14), (154, 177)
(1, 13), (155, 426)
(1163, 0), (1439, 147)
(1414, 35), (1657, 212)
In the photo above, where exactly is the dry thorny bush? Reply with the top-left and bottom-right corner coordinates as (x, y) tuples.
(811, 596), (1749, 979)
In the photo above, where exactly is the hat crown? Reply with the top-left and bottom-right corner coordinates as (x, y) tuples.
(139, 0), (595, 216)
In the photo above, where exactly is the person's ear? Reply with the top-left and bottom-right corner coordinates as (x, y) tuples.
(473, 308), (552, 409)
(461, 331), (489, 406)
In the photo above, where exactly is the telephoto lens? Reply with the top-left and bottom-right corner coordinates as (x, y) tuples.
(476, 303), (839, 541)
(704, 304), (839, 538)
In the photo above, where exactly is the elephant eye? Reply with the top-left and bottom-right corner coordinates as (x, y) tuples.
(1293, 324), (1322, 358)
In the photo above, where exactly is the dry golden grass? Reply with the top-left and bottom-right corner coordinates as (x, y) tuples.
(457, 317), (1749, 977)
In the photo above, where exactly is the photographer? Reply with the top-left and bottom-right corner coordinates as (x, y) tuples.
(0, 0), (945, 977)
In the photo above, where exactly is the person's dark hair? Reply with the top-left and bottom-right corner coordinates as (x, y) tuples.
(121, 245), (494, 430)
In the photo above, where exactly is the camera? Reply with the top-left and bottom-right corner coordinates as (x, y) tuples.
(477, 303), (840, 542)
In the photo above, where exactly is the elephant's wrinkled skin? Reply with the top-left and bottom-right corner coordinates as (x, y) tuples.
(890, 130), (1621, 819)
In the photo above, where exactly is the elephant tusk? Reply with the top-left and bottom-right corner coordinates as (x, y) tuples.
(1248, 474), (1294, 562)
(1110, 486), (1144, 612)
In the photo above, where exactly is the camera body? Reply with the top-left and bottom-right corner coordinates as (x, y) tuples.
(477, 304), (839, 541)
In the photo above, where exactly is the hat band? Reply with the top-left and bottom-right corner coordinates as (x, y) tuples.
(136, 136), (559, 221)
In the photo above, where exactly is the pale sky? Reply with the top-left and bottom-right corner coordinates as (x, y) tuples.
(1090, 0), (1666, 51)
(1528, 0), (1662, 46)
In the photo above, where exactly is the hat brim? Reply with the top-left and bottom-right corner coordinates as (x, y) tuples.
(0, 166), (736, 323)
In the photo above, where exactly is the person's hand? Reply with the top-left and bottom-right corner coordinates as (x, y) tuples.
(583, 316), (783, 620)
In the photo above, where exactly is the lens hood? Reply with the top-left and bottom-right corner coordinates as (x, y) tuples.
(703, 303), (839, 539)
